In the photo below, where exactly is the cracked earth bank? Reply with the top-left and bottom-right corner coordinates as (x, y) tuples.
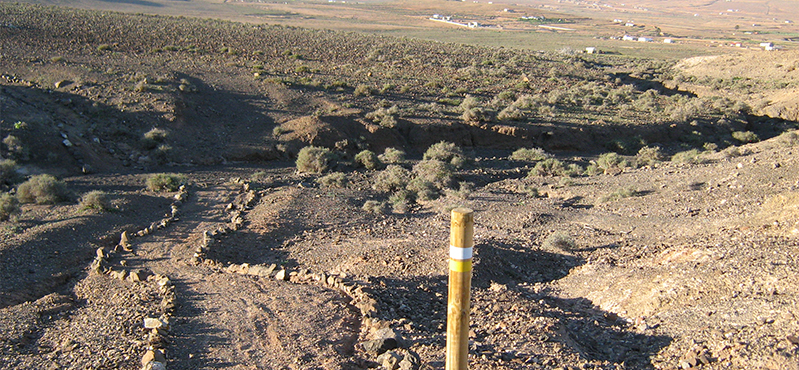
(2, 136), (799, 370)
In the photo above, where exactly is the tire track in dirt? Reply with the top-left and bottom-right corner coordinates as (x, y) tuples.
(126, 183), (361, 369)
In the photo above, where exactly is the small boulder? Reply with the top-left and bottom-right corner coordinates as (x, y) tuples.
(144, 318), (165, 329)
(141, 349), (166, 365)
(376, 350), (402, 370)
(362, 328), (402, 355)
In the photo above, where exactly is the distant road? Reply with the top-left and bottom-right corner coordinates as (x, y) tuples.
(538, 25), (575, 31)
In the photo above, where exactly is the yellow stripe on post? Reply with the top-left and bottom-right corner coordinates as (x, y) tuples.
(449, 259), (472, 273)
(446, 208), (474, 370)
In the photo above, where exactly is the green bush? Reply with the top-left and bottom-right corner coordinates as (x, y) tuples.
(378, 148), (406, 164)
(355, 150), (381, 170)
(542, 232), (576, 251)
(423, 141), (468, 168)
(17, 174), (70, 204)
(373, 165), (412, 192)
(731, 131), (760, 143)
(0, 159), (18, 185)
(510, 148), (550, 162)
(296, 146), (335, 174)
(0, 193), (19, 221)
(79, 190), (111, 211)
(146, 173), (187, 192)
(413, 160), (455, 189)
(317, 172), (347, 188)
(671, 149), (707, 165)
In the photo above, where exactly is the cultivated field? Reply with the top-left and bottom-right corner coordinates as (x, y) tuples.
(0, 2), (798, 370)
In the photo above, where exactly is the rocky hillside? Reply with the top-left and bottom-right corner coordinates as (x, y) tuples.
(2, 3), (793, 177)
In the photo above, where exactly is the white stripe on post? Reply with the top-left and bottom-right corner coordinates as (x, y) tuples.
(449, 245), (473, 260)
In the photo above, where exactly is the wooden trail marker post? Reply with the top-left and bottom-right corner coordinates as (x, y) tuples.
(446, 208), (474, 370)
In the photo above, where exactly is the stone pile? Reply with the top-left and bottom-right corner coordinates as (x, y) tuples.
(135, 185), (189, 238)
(141, 273), (176, 370)
(192, 180), (257, 264)
(88, 182), (187, 370)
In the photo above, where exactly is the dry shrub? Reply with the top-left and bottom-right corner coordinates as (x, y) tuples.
(635, 146), (664, 167)
(142, 128), (168, 149)
(595, 153), (630, 173)
(731, 131), (759, 144)
(146, 173), (187, 192)
(379, 148), (405, 164)
(79, 190), (111, 211)
(528, 158), (567, 177)
(586, 152), (630, 175)
(3, 135), (27, 159)
(459, 95), (480, 112)
(599, 187), (637, 202)
(355, 150), (381, 170)
(373, 165), (412, 192)
(296, 146), (334, 174)
(413, 160), (455, 189)
(497, 105), (523, 121)
(362, 200), (387, 214)
(722, 146), (751, 158)
(671, 149), (707, 165)
(0, 193), (20, 221)
(17, 174), (70, 204)
(756, 192), (799, 238)
(543, 232), (576, 251)
(354, 84), (374, 97)
(423, 141), (468, 168)
(389, 190), (415, 213)
(365, 106), (399, 128)
(460, 108), (485, 124)
(509, 148), (550, 162)
(317, 172), (347, 188)
(407, 178), (438, 201)
(0, 159), (18, 185)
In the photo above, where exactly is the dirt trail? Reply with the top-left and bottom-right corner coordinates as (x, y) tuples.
(122, 183), (362, 369)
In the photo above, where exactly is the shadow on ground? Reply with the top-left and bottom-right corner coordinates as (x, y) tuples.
(366, 237), (671, 369)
